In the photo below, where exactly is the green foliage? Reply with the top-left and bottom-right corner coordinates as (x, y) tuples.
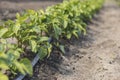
(0, 0), (104, 79)
(0, 39), (32, 77)
(0, 72), (8, 80)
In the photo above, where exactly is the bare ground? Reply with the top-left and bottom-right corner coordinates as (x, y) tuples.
(0, 0), (62, 20)
(1, 0), (120, 80)
(55, 0), (120, 80)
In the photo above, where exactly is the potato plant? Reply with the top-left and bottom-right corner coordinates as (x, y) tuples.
(0, 0), (104, 79)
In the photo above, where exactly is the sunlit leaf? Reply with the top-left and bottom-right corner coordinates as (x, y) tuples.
(66, 33), (72, 39)
(0, 73), (8, 80)
(20, 58), (33, 76)
(14, 22), (20, 34)
(13, 60), (26, 75)
(29, 40), (37, 53)
(0, 28), (8, 38)
(38, 37), (49, 43)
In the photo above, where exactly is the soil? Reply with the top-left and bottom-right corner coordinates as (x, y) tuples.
(0, 0), (62, 20)
(1, 0), (120, 80)
(55, 0), (120, 80)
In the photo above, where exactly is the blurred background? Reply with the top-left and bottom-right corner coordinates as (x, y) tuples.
(0, 0), (63, 20)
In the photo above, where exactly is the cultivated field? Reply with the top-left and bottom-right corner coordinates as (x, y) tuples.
(0, 0), (120, 80)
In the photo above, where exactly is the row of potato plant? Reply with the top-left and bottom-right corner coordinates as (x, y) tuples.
(0, 0), (104, 80)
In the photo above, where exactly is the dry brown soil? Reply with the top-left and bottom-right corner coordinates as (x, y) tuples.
(1, 0), (120, 80)
(55, 0), (120, 80)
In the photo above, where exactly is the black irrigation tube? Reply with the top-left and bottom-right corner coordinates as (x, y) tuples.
(15, 38), (52, 80)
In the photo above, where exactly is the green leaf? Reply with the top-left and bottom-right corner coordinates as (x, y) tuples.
(0, 28), (8, 38)
(7, 50), (15, 61)
(63, 21), (68, 28)
(38, 37), (49, 43)
(2, 30), (14, 38)
(0, 44), (5, 52)
(29, 40), (37, 53)
(27, 10), (35, 15)
(72, 30), (78, 38)
(53, 24), (62, 40)
(7, 49), (21, 61)
(47, 44), (52, 57)
(38, 47), (48, 60)
(0, 73), (9, 80)
(0, 52), (8, 59)
(14, 51), (20, 59)
(0, 56), (10, 70)
(66, 33), (72, 39)
(0, 39), (6, 44)
(20, 58), (33, 76)
(78, 24), (86, 35)
(40, 10), (44, 14)
(13, 60), (26, 75)
(14, 22), (20, 34)
(16, 13), (20, 19)
(59, 45), (65, 54)
(0, 26), (4, 29)
(0, 63), (9, 70)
